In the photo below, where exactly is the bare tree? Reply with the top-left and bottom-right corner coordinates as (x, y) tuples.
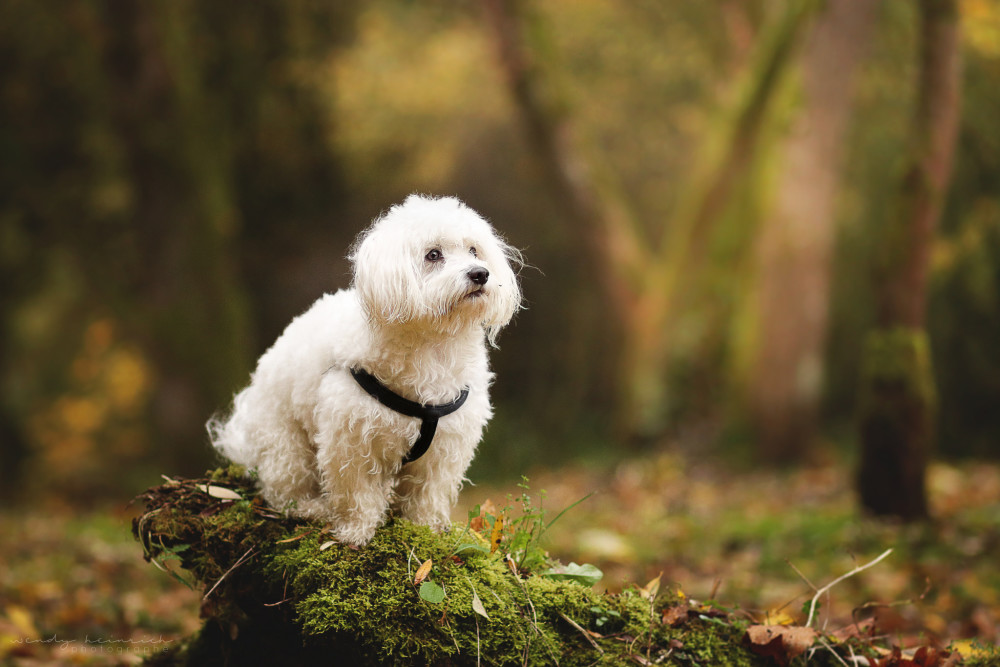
(858, 0), (962, 519)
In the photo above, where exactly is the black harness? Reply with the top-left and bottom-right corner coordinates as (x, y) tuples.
(350, 367), (470, 465)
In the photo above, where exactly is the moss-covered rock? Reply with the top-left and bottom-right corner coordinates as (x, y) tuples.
(130, 468), (863, 666)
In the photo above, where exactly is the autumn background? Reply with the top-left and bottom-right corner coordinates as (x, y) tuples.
(2, 0), (999, 663)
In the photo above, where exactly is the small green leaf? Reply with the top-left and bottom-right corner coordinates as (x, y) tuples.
(541, 562), (604, 586)
(419, 580), (446, 604)
(453, 542), (490, 555)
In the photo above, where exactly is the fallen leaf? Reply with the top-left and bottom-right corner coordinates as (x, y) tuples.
(319, 540), (336, 551)
(469, 499), (497, 532)
(950, 639), (988, 660)
(639, 573), (662, 600)
(829, 617), (875, 642)
(913, 646), (949, 667)
(490, 514), (505, 553)
(471, 587), (489, 620)
(541, 562), (604, 586)
(198, 484), (242, 500)
(662, 604), (690, 627)
(764, 610), (796, 626)
(418, 581), (445, 604)
(868, 645), (958, 667)
(414, 559), (433, 586)
(5, 605), (38, 638)
(745, 625), (817, 666)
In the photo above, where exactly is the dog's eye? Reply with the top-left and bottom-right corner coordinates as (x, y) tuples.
(469, 247), (478, 258)
(425, 248), (443, 262)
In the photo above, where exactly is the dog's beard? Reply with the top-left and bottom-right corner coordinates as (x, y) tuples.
(437, 286), (489, 317)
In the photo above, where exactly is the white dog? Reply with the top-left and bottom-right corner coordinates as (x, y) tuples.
(209, 195), (522, 545)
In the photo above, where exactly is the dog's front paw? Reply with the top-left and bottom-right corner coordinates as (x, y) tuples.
(329, 523), (378, 548)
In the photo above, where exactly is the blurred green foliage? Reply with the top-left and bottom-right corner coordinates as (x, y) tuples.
(1, 0), (999, 500)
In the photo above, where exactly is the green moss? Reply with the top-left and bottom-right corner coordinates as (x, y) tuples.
(860, 327), (936, 404)
(132, 470), (779, 666)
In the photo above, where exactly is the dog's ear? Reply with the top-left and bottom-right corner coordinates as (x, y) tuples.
(350, 221), (425, 325)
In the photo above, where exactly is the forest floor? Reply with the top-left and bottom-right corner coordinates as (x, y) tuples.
(1, 454), (998, 665)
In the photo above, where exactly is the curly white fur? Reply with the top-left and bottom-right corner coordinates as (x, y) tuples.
(208, 194), (522, 545)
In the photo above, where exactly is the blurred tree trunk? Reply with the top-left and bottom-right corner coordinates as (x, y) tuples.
(858, 0), (961, 520)
(103, 0), (253, 471)
(483, 0), (813, 442)
(748, 0), (877, 462)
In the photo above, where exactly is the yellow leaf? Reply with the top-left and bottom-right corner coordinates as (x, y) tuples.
(490, 515), (504, 554)
(951, 639), (990, 658)
(640, 573), (662, 600)
(765, 610), (796, 626)
(5, 605), (38, 639)
(414, 559), (433, 586)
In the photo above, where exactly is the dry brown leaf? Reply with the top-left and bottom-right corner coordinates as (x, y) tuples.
(661, 604), (689, 627)
(469, 499), (497, 533)
(829, 617), (875, 642)
(870, 645), (957, 667)
(745, 625), (817, 666)
(414, 559), (433, 586)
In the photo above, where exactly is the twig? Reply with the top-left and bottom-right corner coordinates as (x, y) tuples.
(559, 613), (604, 654)
(475, 615), (481, 667)
(785, 558), (818, 592)
(709, 578), (723, 601)
(813, 636), (852, 667)
(806, 548), (892, 627)
(851, 576), (932, 620)
(203, 547), (256, 601)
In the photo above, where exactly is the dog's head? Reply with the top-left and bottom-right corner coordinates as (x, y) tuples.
(350, 194), (523, 344)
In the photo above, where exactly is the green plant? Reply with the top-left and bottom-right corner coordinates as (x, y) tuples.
(452, 477), (600, 584)
(589, 605), (624, 632)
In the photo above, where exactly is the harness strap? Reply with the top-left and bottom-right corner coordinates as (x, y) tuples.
(350, 367), (470, 464)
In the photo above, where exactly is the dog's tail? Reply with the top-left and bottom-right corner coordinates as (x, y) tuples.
(206, 393), (253, 467)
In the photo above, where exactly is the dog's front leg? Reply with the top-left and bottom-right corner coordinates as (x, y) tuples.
(394, 440), (472, 531)
(313, 437), (397, 546)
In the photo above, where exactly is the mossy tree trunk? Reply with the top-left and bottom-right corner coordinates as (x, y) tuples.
(858, 0), (962, 520)
(133, 470), (785, 667)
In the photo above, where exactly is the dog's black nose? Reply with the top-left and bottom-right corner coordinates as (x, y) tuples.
(467, 267), (489, 286)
